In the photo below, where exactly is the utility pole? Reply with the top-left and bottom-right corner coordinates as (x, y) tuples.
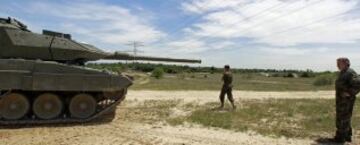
(125, 41), (144, 68)
(126, 41), (144, 62)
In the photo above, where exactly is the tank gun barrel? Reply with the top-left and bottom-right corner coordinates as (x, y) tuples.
(105, 52), (201, 63)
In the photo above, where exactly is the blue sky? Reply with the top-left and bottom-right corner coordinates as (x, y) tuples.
(1, 0), (360, 71)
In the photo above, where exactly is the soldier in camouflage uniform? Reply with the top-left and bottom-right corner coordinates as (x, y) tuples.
(332, 57), (358, 143)
(219, 65), (236, 109)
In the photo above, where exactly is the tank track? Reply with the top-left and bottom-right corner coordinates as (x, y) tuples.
(0, 90), (127, 125)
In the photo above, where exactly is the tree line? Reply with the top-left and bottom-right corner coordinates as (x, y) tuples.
(87, 62), (334, 77)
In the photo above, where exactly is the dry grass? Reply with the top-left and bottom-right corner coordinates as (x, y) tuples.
(120, 98), (359, 139)
(168, 99), (360, 139)
(131, 73), (333, 91)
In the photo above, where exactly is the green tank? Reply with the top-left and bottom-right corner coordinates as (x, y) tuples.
(0, 17), (201, 125)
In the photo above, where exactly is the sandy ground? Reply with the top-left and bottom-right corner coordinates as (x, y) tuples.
(0, 90), (358, 145)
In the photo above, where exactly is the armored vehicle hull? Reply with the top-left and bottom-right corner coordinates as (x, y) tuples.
(0, 59), (132, 124)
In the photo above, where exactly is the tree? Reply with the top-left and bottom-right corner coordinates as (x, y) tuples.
(210, 66), (216, 74)
(151, 67), (164, 79)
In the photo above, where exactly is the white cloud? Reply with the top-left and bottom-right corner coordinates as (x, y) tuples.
(210, 41), (236, 50)
(158, 39), (236, 54)
(182, 0), (360, 46)
(259, 47), (329, 55)
(182, 0), (252, 14)
(198, 46), (360, 71)
(166, 39), (207, 53)
(28, 2), (165, 44)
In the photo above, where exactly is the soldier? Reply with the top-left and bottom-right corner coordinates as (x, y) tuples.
(331, 57), (358, 143)
(219, 65), (236, 110)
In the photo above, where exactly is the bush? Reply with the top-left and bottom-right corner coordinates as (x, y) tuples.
(210, 66), (216, 74)
(151, 67), (164, 79)
(300, 71), (315, 78)
(271, 73), (281, 77)
(284, 73), (295, 78)
(313, 75), (334, 86)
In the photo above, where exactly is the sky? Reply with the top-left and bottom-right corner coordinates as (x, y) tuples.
(1, 0), (360, 71)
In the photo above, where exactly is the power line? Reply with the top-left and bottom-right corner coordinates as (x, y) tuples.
(197, 1), (286, 39)
(156, 0), (330, 54)
(155, 0), (263, 47)
(195, 0), (324, 46)
(257, 7), (360, 42)
(206, 7), (358, 52)
(154, 1), (290, 51)
(165, 1), (253, 38)
(172, 1), (292, 48)
(239, 0), (324, 36)
(154, 0), (222, 44)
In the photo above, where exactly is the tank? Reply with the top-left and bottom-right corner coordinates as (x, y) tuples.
(0, 17), (201, 125)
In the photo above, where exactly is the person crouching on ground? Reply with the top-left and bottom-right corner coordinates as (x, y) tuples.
(219, 65), (236, 110)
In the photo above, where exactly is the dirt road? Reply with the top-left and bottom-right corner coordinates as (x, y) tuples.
(0, 91), (357, 145)
(127, 90), (335, 103)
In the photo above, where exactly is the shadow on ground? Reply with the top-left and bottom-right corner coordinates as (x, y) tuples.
(311, 137), (357, 145)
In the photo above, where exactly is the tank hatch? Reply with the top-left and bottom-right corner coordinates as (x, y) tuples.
(43, 30), (72, 40)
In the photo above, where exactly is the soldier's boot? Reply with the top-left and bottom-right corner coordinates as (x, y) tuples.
(219, 103), (224, 110)
(324, 138), (345, 144)
(332, 131), (346, 143)
(346, 128), (352, 142)
(330, 136), (346, 143)
(231, 102), (236, 110)
(345, 136), (351, 142)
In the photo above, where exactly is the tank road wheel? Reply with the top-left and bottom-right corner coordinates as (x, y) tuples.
(33, 93), (63, 120)
(69, 94), (97, 119)
(0, 93), (30, 120)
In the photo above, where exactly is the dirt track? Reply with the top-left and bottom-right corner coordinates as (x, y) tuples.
(0, 91), (358, 145)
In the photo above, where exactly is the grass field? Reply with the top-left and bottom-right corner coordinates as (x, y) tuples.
(130, 73), (334, 91)
(121, 99), (360, 139)
(169, 99), (360, 138)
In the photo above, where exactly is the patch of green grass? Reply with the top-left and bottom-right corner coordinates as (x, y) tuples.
(169, 99), (360, 138)
(131, 73), (334, 91)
